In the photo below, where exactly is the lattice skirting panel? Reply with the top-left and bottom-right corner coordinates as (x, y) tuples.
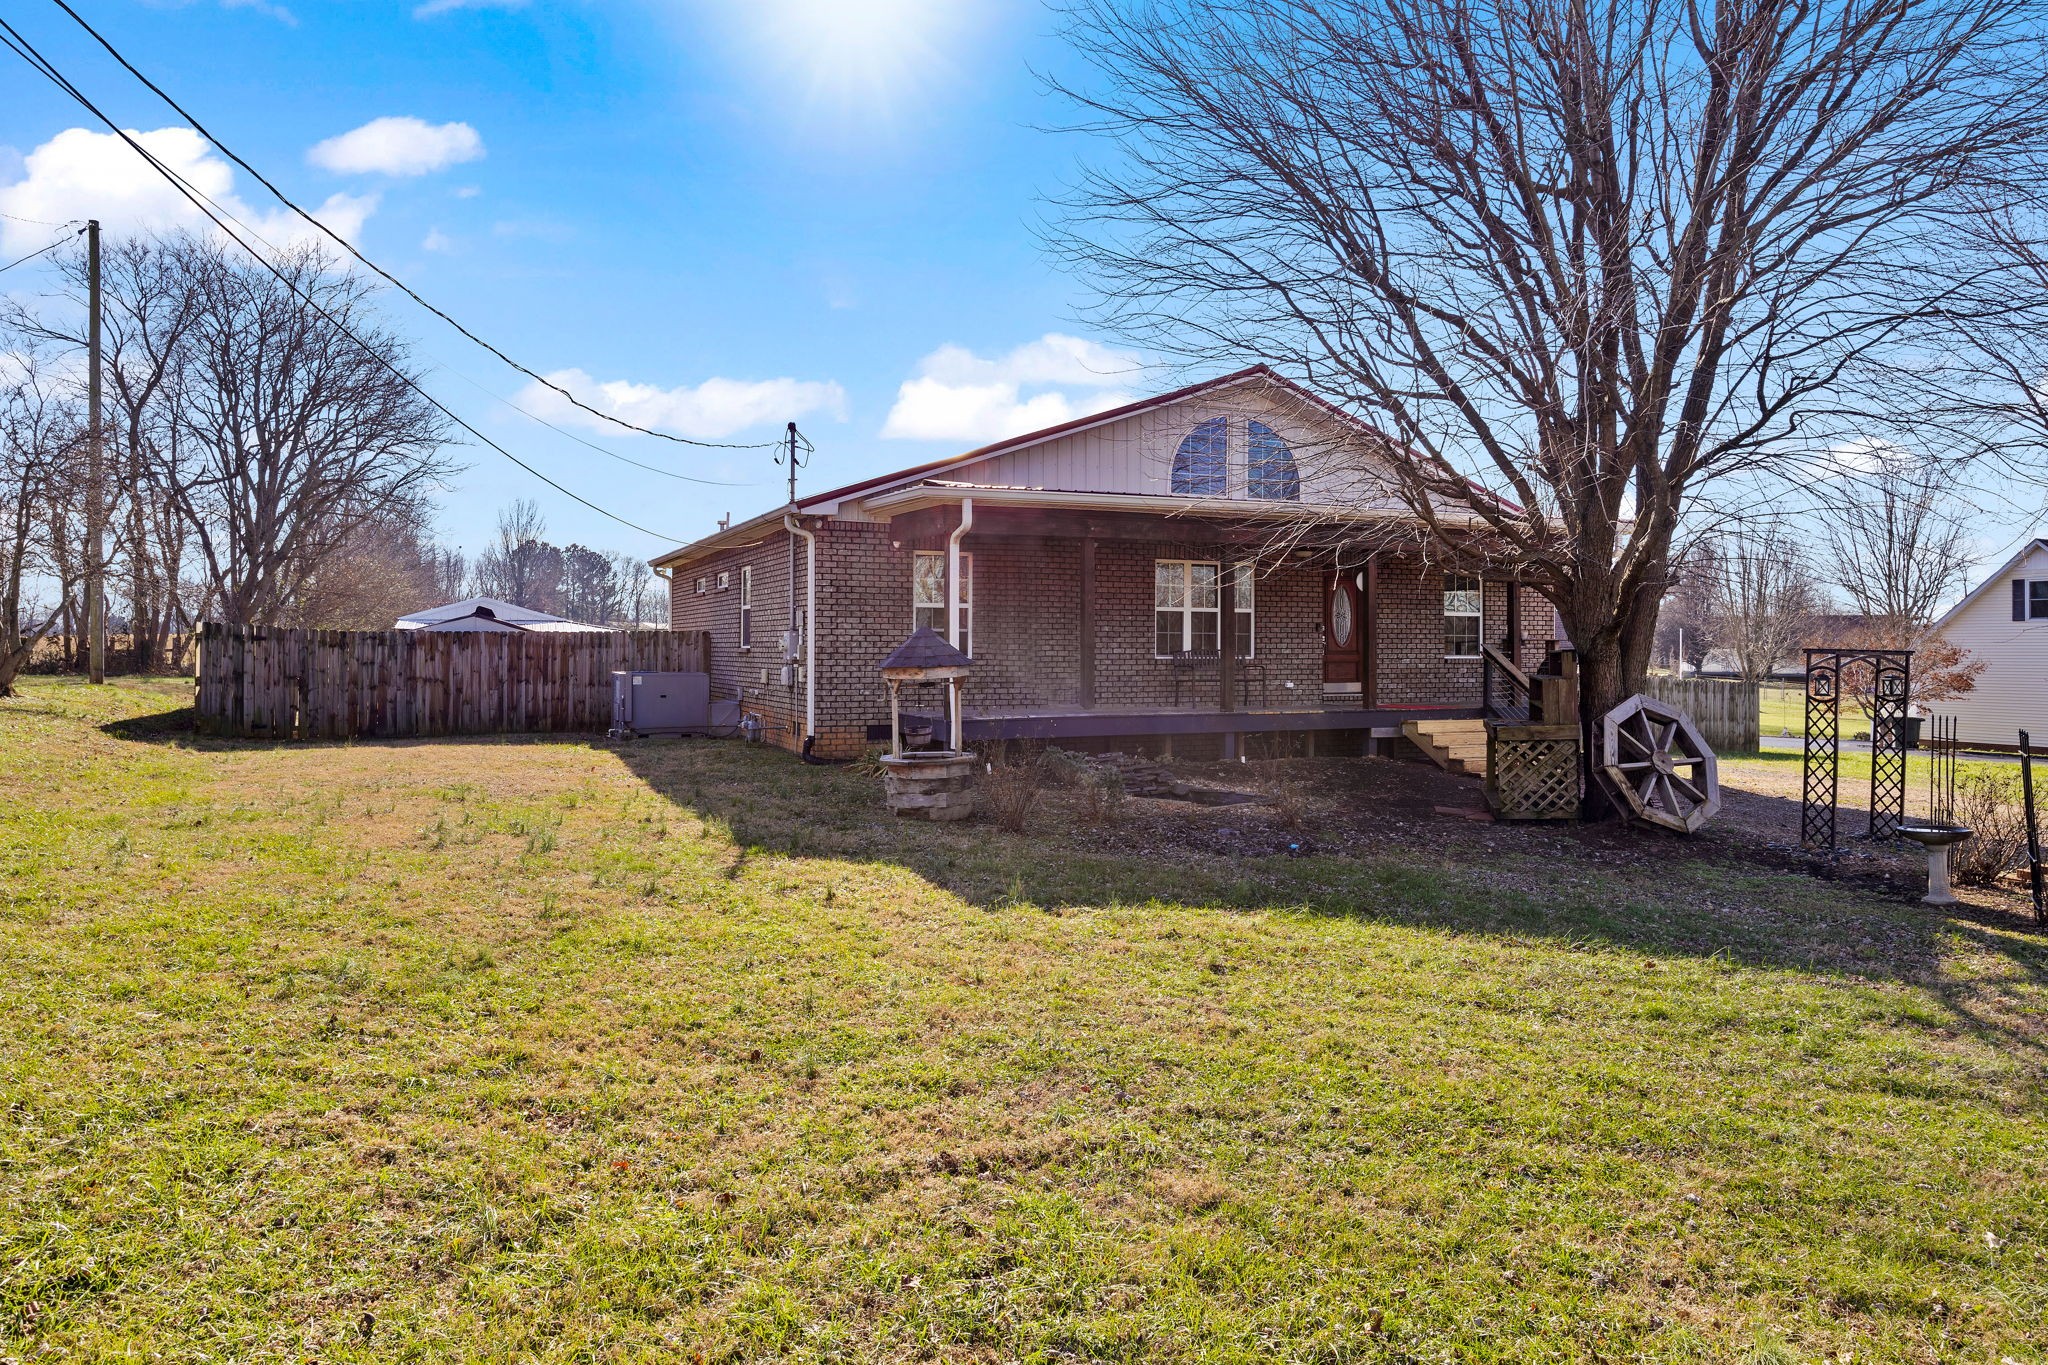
(1487, 723), (1583, 821)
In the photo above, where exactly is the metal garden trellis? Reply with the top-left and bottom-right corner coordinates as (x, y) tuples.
(1800, 647), (1913, 854)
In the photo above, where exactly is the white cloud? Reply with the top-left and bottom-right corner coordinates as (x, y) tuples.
(0, 126), (376, 256)
(415, 0), (526, 16)
(880, 333), (1144, 442)
(517, 368), (848, 440)
(221, 0), (298, 24)
(307, 118), (484, 178)
(421, 228), (454, 253)
(451, 184), (482, 199)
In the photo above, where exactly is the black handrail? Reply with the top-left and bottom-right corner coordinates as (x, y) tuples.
(1481, 643), (1532, 722)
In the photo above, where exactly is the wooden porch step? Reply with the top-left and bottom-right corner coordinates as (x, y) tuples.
(1402, 719), (1489, 777)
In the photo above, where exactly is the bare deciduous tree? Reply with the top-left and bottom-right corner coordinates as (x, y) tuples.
(1657, 541), (1719, 675)
(472, 499), (564, 613)
(9, 232), (456, 641)
(162, 240), (454, 623)
(286, 503), (464, 630)
(1823, 459), (1979, 634)
(1052, 0), (2048, 737)
(469, 501), (660, 625)
(1821, 457), (1986, 709)
(0, 353), (85, 696)
(1703, 529), (1819, 685)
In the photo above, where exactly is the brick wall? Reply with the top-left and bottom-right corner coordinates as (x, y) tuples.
(1088, 541), (1323, 709)
(669, 523), (1544, 755)
(666, 529), (805, 747)
(1372, 556), (1548, 706)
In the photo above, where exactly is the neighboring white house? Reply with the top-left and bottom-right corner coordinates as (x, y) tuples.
(394, 597), (608, 634)
(1929, 538), (2048, 748)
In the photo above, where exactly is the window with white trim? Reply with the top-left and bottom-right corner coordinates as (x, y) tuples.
(912, 551), (972, 654)
(695, 576), (707, 595)
(738, 565), (753, 650)
(1154, 560), (1254, 656)
(2024, 579), (2048, 620)
(1444, 574), (1482, 658)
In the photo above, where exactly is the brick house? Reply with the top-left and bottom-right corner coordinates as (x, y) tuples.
(656, 367), (1555, 759)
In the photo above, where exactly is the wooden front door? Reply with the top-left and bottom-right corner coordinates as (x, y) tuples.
(1323, 570), (1365, 685)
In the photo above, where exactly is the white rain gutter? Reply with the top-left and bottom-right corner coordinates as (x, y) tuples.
(782, 514), (817, 744)
(947, 497), (973, 650)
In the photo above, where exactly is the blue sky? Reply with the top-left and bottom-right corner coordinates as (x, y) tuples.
(1, 0), (1154, 561)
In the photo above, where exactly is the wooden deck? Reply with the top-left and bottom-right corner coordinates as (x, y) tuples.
(870, 702), (1482, 744)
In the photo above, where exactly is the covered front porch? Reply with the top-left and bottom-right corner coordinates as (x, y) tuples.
(865, 496), (1547, 758)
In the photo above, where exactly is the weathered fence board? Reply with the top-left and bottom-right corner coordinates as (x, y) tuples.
(194, 623), (710, 740)
(1642, 676), (1760, 755)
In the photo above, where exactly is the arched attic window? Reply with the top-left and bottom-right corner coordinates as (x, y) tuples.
(1246, 420), (1301, 500)
(1170, 417), (1229, 496)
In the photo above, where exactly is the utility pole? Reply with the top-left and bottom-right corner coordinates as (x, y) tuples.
(85, 218), (105, 686)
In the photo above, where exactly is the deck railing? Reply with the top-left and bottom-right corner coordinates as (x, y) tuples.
(1480, 643), (1533, 722)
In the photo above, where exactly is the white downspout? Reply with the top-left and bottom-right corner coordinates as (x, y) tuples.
(782, 514), (817, 744)
(947, 497), (973, 651)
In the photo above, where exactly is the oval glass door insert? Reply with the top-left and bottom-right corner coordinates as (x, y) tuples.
(1331, 585), (1354, 646)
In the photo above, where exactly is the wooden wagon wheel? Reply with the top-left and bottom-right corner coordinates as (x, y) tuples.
(1599, 694), (1721, 833)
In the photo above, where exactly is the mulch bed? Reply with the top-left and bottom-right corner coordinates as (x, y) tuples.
(1034, 749), (2044, 927)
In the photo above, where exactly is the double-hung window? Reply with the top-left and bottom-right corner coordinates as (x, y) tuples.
(738, 565), (754, 650)
(1444, 574), (1482, 658)
(2023, 579), (2048, 620)
(1154, 560), (1254, 656)
(913, 551), (972, 653)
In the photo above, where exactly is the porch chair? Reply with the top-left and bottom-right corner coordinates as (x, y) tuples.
(1169, 650), (1270, 708)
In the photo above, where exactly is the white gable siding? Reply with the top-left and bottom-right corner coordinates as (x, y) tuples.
(1937, 541), (2048, 747)
(964, 384), (1401, 505)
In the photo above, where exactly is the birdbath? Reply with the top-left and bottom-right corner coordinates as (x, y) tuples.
(1897, 822), (1973, 906)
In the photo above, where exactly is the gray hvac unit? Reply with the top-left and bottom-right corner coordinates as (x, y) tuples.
(609, 670), (711, 738)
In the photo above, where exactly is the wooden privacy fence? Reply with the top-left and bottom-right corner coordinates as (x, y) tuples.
(1642, 676), (1760, 755)
(195, 623), (710, 739)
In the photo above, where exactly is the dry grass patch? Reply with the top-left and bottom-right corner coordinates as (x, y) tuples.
(1147, 1169), (1232, 1212)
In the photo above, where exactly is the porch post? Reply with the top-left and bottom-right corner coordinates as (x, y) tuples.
(1363, 557), (1379, 709)
(1218, 552), (1238, 713)
(1506, 581), (1522, 664)
(1079, 537), (1097, 709)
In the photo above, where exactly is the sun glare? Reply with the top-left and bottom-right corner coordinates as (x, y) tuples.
(724, 0), (975, 125)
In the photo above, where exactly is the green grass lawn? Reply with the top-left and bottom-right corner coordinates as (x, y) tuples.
(1760, 684), (1805, 738)
(1733, 745), (2021, 795)
(2, 678), (2045, 1362)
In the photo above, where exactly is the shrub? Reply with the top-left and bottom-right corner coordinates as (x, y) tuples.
(981, 744), (1047, 832)
(1268, 778), (1311, 831)
(1079, 767), (1127, 823)
(1039, 747), (1091, 789)
(1951, 771), (2033, 887)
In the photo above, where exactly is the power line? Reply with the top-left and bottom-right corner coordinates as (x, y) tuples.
(0, 209), (78, 228)
(0, 231), (77, 275)
(0, 18), (696, 544)
(44, 0), (793, 456)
